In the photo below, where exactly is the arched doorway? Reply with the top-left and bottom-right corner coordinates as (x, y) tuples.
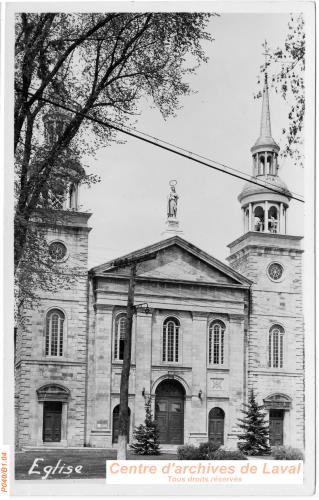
(208, 407), (225, 447)
(112, 405), (131, 444)
(37, 384), (70, 443)
(155, 379), (185, 444)
(263, 394), (292, 446)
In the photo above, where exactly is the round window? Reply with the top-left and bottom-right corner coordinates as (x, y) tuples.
(49, 241), (67, 262)
(267, 262), (284, 281)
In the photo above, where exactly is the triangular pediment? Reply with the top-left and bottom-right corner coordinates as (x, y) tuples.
(91, 236), (251, 287)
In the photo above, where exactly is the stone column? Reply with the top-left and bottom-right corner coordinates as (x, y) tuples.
(134, 310), (153, 425)
(242, 208), (245, 232)
(279, 203), (284, 234)
(248, 203), (253, 231)
(227, 314), (245, 447)
(190, 312), (207, 440)
(90, 304), (113, 447)
(264, 201), (269, 232)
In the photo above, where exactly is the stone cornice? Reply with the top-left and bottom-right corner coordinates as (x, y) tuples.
(227, 232), (303, 259)
(151, 365), (192, 371)
(93, 274), (251, 289)
(94, 290), (246, 305)
(248, 370), (303, 377)
(15, 359), (86, 368)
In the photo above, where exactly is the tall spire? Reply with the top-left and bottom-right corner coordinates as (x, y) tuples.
(260, 73), (272, 139)
(253, 72), (278, 149)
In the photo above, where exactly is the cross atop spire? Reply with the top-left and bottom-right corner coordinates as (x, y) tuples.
(252, 42), (279, 151)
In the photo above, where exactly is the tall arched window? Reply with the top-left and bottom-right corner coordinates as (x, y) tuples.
(209, 320), (226, 365)
(114, 315), (127, 361)
(269, 325), (284, 368)
(163, 317), (180, 363)
(45, 309), (65, 356)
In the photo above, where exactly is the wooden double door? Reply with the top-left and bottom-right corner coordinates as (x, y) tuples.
(43, 401), (62, 442)
(269, 409), (284, 446)
(155, 380), (184, 445)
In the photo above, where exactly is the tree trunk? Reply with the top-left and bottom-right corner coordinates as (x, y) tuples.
(117, 264), (136, 460)
(117, 435), (128, 460)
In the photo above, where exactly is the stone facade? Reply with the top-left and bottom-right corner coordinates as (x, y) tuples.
(15, 212), (91, 448)
(227, 232), (304, 449)
(15, 230), (304, 450)
(86, 240), (251, 448)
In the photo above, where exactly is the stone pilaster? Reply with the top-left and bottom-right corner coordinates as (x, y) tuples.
(190, 312), (207, 436)
(90, 304), (113, 447)
(134, 311), (153, 424)
(227, 313), (245, 446)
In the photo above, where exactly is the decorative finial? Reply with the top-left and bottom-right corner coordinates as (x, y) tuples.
(262, 39), (270, 83)
(167, 180), (178, 219)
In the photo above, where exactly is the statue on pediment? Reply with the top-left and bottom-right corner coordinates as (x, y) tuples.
(167, 180), (179, 218)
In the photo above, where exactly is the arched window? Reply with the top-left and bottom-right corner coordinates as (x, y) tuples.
(254, 206), (264, 232)
(163, 317), (180, 363)
(209, 320), (226, 365)
(45, 309), (65, 356)
(269, 325), (284, 368)
(114, 315), (127, 360)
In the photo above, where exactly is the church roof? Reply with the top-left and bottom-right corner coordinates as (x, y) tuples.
(90, 235), (252, 287)
(238, 174), (292, 202)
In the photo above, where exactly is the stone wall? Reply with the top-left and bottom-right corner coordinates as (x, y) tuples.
(15, 213), (91, 448)
(227, 231), (304, 449)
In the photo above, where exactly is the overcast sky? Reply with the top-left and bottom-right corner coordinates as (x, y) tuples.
(80, 12), (304, 269)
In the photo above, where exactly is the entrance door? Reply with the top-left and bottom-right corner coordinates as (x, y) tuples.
(155, 380), (184, 444)
(43, 401), (62, 442)
(208, 407), (224, 447)
(112, 405), (131, 444)
(269, 409), (284, 446)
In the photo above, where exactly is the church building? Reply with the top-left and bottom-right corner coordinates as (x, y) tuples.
(15, 76), (304, 451)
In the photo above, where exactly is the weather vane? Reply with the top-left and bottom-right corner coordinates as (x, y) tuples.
(262, 39), (270, 82)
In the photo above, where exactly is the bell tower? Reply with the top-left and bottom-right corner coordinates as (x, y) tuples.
(239, 73), (291, 235)
(226, 71), (304, 450)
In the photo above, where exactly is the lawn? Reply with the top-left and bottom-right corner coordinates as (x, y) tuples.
(15, 449), (177, 480)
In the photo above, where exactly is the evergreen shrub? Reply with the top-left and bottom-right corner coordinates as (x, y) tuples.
(197, 442), (220, 459)
(130, 397), (161, 455)
(177, 444), (201, 460)
(237, 389), (271, 456)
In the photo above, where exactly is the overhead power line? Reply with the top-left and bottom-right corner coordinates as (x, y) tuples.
(26, 91), (304, 204)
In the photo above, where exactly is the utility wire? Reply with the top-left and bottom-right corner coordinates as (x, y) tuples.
(26, 91), (305, 204)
